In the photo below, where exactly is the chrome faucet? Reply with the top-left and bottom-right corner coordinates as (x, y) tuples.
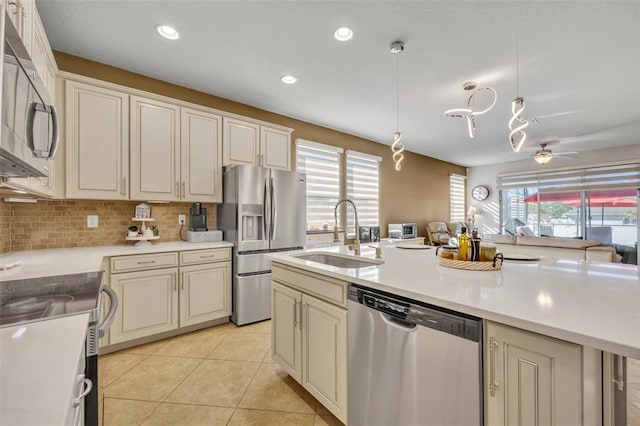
(333, 199), (360, 255)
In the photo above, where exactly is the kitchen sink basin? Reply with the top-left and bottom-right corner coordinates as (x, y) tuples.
(294, 252), (384, 269)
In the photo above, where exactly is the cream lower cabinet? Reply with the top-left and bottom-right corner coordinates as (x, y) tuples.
(109, 267), (179, 344)
(108, 249), (231, 345)
(485, 321), (583, 426)
(271, 264), (347, 424)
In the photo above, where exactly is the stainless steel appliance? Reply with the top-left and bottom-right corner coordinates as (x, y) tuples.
(218, 165), (306, 325)
(0, 7), (59, 178)
(604, 353), (640, 425)
(189, 202), (207, 231)
(0, 272), (118, 426)
(348, 283), (483, 426)
(388, 222), (417, 239)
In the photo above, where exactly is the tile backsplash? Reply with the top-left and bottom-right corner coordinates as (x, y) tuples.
(1, 200), (217, 253)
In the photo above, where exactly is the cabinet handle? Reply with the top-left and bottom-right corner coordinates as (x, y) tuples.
(173, 274), (177, 291)
(73, 378), (93, 407)
(293, 300), (299, 328)
(488, 337), (498, 397)
(121, 177), (126, 196)
(199, 255), (215, 259)
(612, 354), (625, 391)
(181, 272), (184, 290)
(182, 181), (186, 199)
(300, 302), (307, 327)
(136, 260), (156, 265)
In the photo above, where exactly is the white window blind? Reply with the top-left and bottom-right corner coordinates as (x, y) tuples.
(295, 139), (343, 231)
(450, 174), (466, 222)
(346, 150), (381, 229)
(496, 162), (640, 192)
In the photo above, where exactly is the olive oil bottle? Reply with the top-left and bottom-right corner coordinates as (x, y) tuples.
(458, 227), (470, 261)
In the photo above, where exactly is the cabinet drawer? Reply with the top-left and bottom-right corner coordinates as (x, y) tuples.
(180, 248), (231, 265)
(272, 263), (347, 308)
(110, 252), (178, 273)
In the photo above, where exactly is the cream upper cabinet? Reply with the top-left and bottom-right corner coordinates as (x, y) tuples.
(223, 117), (260, 167)
(4, 0), (33, 55)
(66, 81), (129, 199)
(260, 126), (291, 170)
(485, 321), (583, 426)
(179, 261), (231, 328)
(271, 264), (347, 423)
(130, 96), (180, 201)
(181, 107), (222, 202)
(223, 117), (292, 170)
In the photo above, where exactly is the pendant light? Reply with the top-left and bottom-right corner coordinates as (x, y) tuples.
(445, 81), (497, 138)
(390, 41), (405, 171)
(508, 36), (528, 152)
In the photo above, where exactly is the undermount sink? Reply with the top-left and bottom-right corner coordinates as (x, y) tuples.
(294, 252), (384, 269)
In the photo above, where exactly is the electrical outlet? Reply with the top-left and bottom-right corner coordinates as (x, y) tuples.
(87, 215), (98, 228)
(178, 214), (186, 225)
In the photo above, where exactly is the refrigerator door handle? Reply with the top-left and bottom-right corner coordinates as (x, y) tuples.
(270, 177), (277, 240)
(263, 178), (269, 240)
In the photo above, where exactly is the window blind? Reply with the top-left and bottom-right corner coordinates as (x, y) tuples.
(496, 162), (640, 192)
(346, 150), (381, 229)
(450, 174), (466, 222)
(295, 139), (343, 231)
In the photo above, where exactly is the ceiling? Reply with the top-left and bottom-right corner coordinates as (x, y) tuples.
(36, 1), (640, 168)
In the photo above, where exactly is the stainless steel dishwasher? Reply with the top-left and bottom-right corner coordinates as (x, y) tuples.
(348, 283), (483, 426)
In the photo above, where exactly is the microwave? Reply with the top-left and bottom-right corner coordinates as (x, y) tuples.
(0, 8), (59, 178)
(388, 223), (417, 239)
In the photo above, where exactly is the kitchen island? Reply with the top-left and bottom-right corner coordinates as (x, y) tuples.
(267, 244), (639, 425)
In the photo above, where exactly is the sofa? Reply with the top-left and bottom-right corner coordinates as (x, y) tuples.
(426, 222), (469, 245)
(492, 234), (620, 263)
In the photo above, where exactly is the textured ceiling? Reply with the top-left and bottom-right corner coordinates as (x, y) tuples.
(36, 1), (640, 167)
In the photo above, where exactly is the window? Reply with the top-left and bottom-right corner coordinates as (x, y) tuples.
(497, 162), (639, 264)
(346, 150), (381, 229)
(450, 174), (466, 222)
(296, 139), (342, 231)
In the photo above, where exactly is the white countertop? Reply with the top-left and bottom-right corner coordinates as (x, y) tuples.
(268, 244), (640, 359)
(0, 241), (234, 281)
(0, 313), (90, 426)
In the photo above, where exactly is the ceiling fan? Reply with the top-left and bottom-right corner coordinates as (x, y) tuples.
(532, 143), (578, 164)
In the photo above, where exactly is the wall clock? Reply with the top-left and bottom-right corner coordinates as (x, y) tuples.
(471, 185), (490, 201)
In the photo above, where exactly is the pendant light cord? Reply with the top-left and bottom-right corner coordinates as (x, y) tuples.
(396, 52), (400, 132)
(516, 34), (520, 97)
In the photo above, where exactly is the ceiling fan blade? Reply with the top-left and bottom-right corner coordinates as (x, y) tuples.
(554, 151), (579, 156)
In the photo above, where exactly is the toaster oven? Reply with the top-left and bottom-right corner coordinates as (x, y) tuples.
(388, 223), (417, 239)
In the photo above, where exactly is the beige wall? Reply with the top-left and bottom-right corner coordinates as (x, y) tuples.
(0, 52), (465, 253)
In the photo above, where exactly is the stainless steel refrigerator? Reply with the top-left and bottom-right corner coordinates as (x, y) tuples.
(218, 165), (306, 325)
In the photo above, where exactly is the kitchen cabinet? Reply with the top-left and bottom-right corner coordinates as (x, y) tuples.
(4, 0), (33, 56)
(223, 117), (291, 170)
(485, 321), (583, 426)
(108, 249), (231, 345)
(129, 96), (180, 201)
(180, 107), (223, 202)
(130, 99), (223, 202)
(271, 264), (348, 424)
(65, 80), (130, 200)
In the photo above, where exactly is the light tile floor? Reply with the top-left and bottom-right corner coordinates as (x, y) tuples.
(99, 320), (343, 426)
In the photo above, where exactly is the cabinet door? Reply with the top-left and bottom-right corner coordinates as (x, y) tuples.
(130, 96), (180, 201)
(4, 0), (32, 54)
(485, 321), (582, 426)
(109, 268), (178, 344)
(222, 117), (260, 167)
(66, 81), (129, 199)
(271, 281), (302, 382)
(181, 107), (222, 202)
(260, 126), (291, 170)
(30, 7), (47, 83)
(179, 262), (231, 327)
(302, 293), (347, 423)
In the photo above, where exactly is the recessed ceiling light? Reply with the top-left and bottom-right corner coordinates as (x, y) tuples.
(334, 27), (353, 41)
(156, 25), (179, 40)
(281, 75), (298, 84)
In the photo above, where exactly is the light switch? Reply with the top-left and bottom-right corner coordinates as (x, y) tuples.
(87, 215), (99, 228)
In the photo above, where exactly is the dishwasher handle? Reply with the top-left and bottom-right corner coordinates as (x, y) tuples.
(379, 312), (418, 331)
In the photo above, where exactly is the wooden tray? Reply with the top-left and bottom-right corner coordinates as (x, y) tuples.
(437, 253), (503, 271)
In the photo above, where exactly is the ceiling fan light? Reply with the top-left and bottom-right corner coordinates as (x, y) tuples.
(534, 154), (552, 164)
